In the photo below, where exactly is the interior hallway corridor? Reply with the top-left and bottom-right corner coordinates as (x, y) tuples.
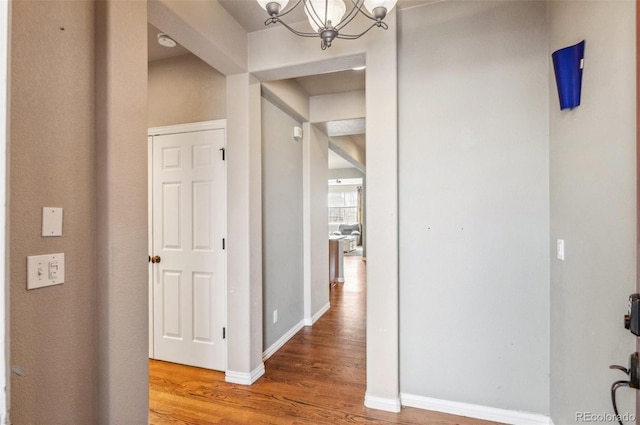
(149, 255), (504, 424)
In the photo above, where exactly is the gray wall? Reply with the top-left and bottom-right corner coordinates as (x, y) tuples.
(398, 1), (550, 414)
(549, 1), (636, 423)
(309, 125), (330, 318)
(148, 53), (226, 127)
(262, 97), (304, 349)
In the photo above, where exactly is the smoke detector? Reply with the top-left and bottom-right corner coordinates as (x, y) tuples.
(157, 33), (176, 48)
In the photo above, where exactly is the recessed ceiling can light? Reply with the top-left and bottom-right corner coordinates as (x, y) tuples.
(352, 66), (366, 71)
(157, 33), (177, 48)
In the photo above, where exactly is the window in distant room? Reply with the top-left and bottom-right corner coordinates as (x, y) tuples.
(329, 190), (358, 224)
(328, 178), (362, 224)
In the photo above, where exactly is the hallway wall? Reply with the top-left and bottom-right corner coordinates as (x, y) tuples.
(261, 97), (304, 350)
(148, 53), (226, 127)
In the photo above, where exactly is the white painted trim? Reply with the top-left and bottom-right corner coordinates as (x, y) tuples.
(225, 363), (265, 385)
(148, 119), (226, 136)
(304, 302), (330, 327)
(262, 319), (304, 362)
(400, 393), (553, 425)
(302, 122), (312, 327)
(147, 136), (153, 359)
(364, 393), (401, 413)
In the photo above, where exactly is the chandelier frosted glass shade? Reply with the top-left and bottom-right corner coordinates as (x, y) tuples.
(304, 0), (346, 32)
(364, 0), (397, 18)
(258, 0), (396, 49)
(257, 0), (289, 15)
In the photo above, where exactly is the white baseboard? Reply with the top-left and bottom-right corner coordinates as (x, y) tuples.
(364, 393), (401, 413)
(225, 363), (265, 385)
(400, 393), (552, 425)
(304, 302), (331, 326)
(263, 319), (305, 362)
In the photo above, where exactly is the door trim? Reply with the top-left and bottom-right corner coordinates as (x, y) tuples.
(149, 119), (227, 137)
(147, 119), (227, 364)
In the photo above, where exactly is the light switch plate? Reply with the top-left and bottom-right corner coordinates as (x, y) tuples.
(27, 253), (65, 290)
(42, 207), (63, 237)
(557, 239), (565, 261)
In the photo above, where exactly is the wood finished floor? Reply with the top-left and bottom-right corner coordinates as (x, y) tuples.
(149, 255), (504, 425)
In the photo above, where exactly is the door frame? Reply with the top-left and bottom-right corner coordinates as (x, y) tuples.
(147, 119), (228, 364)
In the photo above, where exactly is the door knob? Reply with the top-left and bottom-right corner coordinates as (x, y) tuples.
(151, 255), (161, 264)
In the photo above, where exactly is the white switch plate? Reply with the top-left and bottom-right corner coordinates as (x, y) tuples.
(557, 239), (565, 261)
(42, 207), (63, 237)
(27, 253), (65, 290)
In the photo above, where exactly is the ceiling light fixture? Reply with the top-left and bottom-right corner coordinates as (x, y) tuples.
(157, 33), (177, 48)
(257, 0), (397, 50)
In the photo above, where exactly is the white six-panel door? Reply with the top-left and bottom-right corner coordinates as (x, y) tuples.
(149, 125), (226, 371)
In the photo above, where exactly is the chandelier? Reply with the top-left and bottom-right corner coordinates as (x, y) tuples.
(257, 0), (398, 50)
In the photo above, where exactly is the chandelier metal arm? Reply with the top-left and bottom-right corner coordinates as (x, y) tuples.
(335, 20), (387, 39)
(303, 0), (326, 32)
(258, 0), (394, 48)
(333, 0), (365, 31)
(351, 0), (380, 22)
(265, 16), (323, 38)
(273, 0), (305, 19)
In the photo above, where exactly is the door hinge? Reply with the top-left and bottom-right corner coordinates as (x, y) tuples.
(223, 327), (226, 339)
(222, 238), (226, 250)
(220, 147), (225, 161)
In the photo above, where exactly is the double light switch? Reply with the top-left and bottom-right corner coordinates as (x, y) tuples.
(27, 253), (65, 290)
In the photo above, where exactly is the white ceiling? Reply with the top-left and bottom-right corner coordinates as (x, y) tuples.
(328, 149), (357, 169)
(148, 23), (190, 62)
(295, 69), (365, 96)
(148, 1), (383, 171)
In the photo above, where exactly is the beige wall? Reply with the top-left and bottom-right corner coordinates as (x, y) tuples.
(10, 1), (97, 422)
(95, 0), (149, 422)
(10, 1), (150, 422)
(148, 53), (226, 127)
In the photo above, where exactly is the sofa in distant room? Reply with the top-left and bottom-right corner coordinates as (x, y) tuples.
(334, 223), (361, 246)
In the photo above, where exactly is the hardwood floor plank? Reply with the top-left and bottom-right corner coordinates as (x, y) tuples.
(150, 256), (504, 425)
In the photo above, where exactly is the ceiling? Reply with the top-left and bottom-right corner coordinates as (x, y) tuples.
(148, 23), (190, 62)
(147, 23), (363, 97)
(328, 150), (355, 169)
(295, 69), (365, 96)
(148, 1), (385, 170)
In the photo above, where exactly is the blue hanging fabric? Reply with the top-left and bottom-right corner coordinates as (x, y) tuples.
(552, 40), (585, 110)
